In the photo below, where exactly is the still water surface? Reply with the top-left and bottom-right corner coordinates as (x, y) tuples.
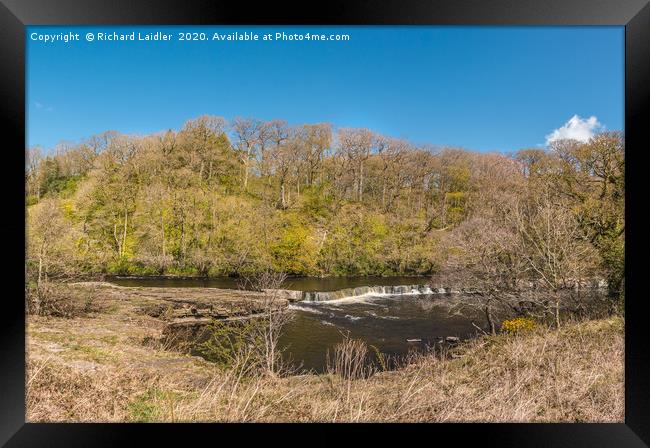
(109, 275), (429, 292)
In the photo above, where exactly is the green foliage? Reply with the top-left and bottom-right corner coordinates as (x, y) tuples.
(548, 133), (625, 304)
(596, 226), (624, 312)
(128, 388), (180, 422)
(24, 120), (623, 296)
(196, 320), (263, 369)
(26, 196), (39, 206)
(271, 213), (318, 274)
(369, 344), (387, 371)
(46, 175), (83, 197)
(445, 191), (468, 225)
(318, 205), (386, 275)
(299, 184), (335, 220)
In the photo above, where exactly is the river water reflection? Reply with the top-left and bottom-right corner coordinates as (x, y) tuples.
(109, 275), (430, 292)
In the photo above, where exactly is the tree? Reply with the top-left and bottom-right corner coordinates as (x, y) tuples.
(549, 133), (625, 303)
(178, 115), (235, 185)
(508, 189), (600, 327)
(25, 115), (622, 288)
(82, 135), (141, 261)
(26, 146), (43, 200)
(297, 123), (332, 186)
(267, 120), (293, 208)
(372, 135), (408, 211)
(231, 117), (273, 191)
(27, 198), (71, 283)
(336, 128), (374, 201)
(434, 216), (525, 335)
(238, 272), (294, 376)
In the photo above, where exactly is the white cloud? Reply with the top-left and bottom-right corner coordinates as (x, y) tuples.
(545, 115), (603, 146)
(34, 101), (53, 112)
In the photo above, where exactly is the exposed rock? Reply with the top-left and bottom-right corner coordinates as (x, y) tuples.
(264, 288), (303, 302)
(166, 317), (213, 328)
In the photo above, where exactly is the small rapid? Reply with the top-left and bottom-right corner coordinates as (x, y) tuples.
(279, 292), (482, 373)
(278, 284), (449, 303)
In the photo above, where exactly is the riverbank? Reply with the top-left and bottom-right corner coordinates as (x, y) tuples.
(106, 274), (433, 293)
(26, 282), (623, 422)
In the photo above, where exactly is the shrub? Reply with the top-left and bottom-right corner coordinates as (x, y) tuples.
(195, 320), (262, 370)
(327, 335), (374, 380)
(25, 281), (100, 318)
(26, 282), (75, 318)
(501, 317), (536, 334)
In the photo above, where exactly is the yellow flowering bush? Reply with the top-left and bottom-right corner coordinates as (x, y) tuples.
(501, 317), (536, 334)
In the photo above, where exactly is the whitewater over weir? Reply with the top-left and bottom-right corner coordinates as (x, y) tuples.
(278, 284), (481, 372)
(277, 284), (455, 304)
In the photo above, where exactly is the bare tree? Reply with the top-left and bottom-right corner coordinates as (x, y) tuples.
(434, 216), (525, 335)
(507, 189), (600, 327)
(232, 117), (263, 190)
(27, 198), (70, 284)
(238, 271), (294, 376)
(298, 123), (332, 186)
(337, 128), (374, 202)
(267, 121), (293, 208)
(437, 180), (601, 332)
(373, 135), (409, 211)
(26, 146), (43, 200)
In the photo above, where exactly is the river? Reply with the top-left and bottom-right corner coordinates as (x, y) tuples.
(110, 276), (487, 372)
(109, 275), (430, 291)
(282, 293), (485, 372)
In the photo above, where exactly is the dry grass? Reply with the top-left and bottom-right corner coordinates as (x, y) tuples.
(27, 301), (624, 422)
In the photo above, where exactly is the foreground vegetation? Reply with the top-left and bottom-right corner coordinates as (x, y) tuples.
(27, 288), (623, 422)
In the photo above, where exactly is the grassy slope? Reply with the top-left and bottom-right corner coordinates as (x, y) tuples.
(27, 290), (623, 422)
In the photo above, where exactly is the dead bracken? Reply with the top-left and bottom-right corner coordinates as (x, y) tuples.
(26, 281), (624, 423)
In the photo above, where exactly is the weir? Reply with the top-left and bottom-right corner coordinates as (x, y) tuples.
(269, 284), (450, 303)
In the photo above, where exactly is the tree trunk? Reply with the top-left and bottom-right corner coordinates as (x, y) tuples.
(38, 248), (44, 284)
(114, 223), (121, 257)
(122, 209), (128, 257)
(243, 159), (249, 190)
(161, 211), (166, 258)
(359, 162), (364, 202)
(180, 216), (186, 262)
(441, 194), (447, 227)
(485, 302), (496, 335)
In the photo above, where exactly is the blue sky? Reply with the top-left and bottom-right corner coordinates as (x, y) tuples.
(27, 26), (624, 153)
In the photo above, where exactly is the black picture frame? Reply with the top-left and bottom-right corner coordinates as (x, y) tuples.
(2, 0), (648, 446)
